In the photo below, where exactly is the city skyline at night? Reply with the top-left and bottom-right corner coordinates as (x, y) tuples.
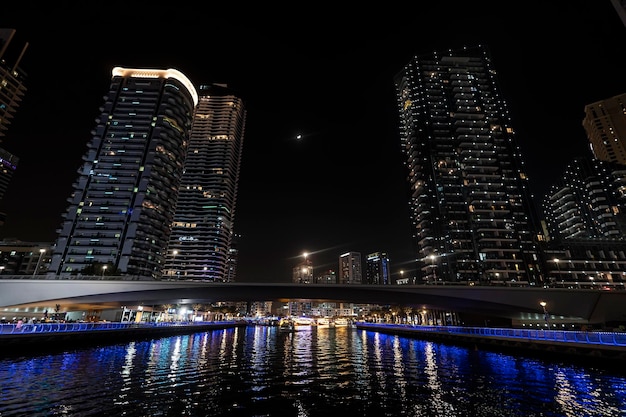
(1, 2), (625, 282)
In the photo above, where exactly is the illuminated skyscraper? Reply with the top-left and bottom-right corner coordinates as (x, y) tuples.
(365, 251), (391, 285)
(0, 29), (27, 226)
(542, 157), (626, 241)
(293, 253), (313, 284)
(582, 93), (626, 165)
(49, 67), (197, 278)
(339, 252), (362, 284)
(164, 84), (246, 281)
(394, 45), (542, 285)
(0, 29), (27, 142)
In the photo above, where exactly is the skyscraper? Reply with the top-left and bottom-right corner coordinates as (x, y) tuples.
(394, 45), (542, 285)
(611, 0), (626, 27)
(293, 254), (313, 284)
(339, 252), (362, 284)
(365, 252), (391, 285)
(0, 29), (27, 227)
(0, 29), (27, 142)
(164, 84), (246, 281)
(49, 67), (198, 278)
(542, 157), (626, 241)
(582, 92), (626, 165)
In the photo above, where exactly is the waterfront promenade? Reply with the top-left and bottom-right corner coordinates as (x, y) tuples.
(355, 322), (626, 361)
(2, 319), (625, 362)
(0, 320), (246, 352)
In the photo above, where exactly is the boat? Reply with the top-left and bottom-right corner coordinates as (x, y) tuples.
(333, 317), (350, 327)
(292, 317), (314, 329)
(316, 317), (331, 328)
(278, 318), (295, 332)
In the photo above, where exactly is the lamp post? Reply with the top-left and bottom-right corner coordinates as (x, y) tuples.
(540, 301), (549, 327)
(172, 250), (179, 277)
(32, 248), (46, 277)
(429, 254), (437, 282)
(553, 258), (560, 283)
(101, 265), (108, 278)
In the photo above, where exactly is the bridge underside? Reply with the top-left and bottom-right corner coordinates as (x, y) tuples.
(1, 280), (625, 325)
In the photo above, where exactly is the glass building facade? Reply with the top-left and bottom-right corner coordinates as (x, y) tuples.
(164, 84), (246, 282)
(394, 45), (542, 285)
(48, 67), (197, 278)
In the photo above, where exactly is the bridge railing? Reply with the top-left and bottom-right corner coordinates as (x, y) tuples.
(0, 321), (238, 335)
(356, 323), (626, 347)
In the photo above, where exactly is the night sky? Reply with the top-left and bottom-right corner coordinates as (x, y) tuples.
(1, 2), (625, 283)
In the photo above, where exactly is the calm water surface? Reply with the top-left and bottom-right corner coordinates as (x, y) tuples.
(1, 325), (625, 416)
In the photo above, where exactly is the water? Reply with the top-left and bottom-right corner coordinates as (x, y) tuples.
(1, 325), (625, 417)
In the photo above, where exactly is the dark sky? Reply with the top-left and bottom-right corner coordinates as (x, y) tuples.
(1, 2), (625, 283)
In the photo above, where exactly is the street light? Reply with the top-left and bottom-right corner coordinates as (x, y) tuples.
(32, 248), (46, 277)
(553, 258), (560, 282)
(102, 265), (108, 278)
(540, 301), (549, 327)
(429, 254), (437, 282)
(172, 250), (179, 277)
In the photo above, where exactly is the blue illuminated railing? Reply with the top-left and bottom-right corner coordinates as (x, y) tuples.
(356, 323), (626, 348)
(0, 321), (239, 335)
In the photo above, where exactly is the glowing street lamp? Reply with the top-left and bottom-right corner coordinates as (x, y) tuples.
(553, 258), (560, 280)
(32, 248), (46, 277)
(429, 254), (437, 281)
(539, 301), (549, 327)
(172, 250), (179, 277)
(102, 265), (108, 278)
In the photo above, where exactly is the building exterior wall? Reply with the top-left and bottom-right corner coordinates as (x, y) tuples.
(583, 93), (626, 165)
(394, 45), (542, 285)
(49, 67), (197, 279)
(164, 84), (246, 281)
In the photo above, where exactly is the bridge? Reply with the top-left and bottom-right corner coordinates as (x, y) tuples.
(1, 278), (625, 326)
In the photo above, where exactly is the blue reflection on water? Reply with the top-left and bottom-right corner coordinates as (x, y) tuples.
(0, 326), (625, 416)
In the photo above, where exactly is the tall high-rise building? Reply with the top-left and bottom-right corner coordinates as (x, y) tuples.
(315, 269), (337, 284)
(0, 29), (27, 142)
(293, 254), (313, 284)
(0, 148), (17, 202)
(365, 251), (391, 285)
(542, 157), (626, 241)
(582, 93), (626, 165)
(394, 45), (542, 285)
(339, 252), (362, 284)
(49, 67), (198, 278)
(164, 84), (246, 281)
(225, 232), (242, 283)
(611, 0), (626, 27)
(0, 29), (27, 226)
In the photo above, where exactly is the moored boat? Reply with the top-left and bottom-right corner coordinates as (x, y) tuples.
(333, 317), (350, 327)
(292, 317), (314, 329)
(316, 317), (331, 328)
(278, 318), (295, 332)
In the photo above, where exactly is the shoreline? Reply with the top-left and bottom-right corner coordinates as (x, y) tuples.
(0, 321), (246, 354)
(354, 322), (626, 363)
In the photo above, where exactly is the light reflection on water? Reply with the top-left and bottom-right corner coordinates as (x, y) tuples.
(0, 326), (625, 416)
